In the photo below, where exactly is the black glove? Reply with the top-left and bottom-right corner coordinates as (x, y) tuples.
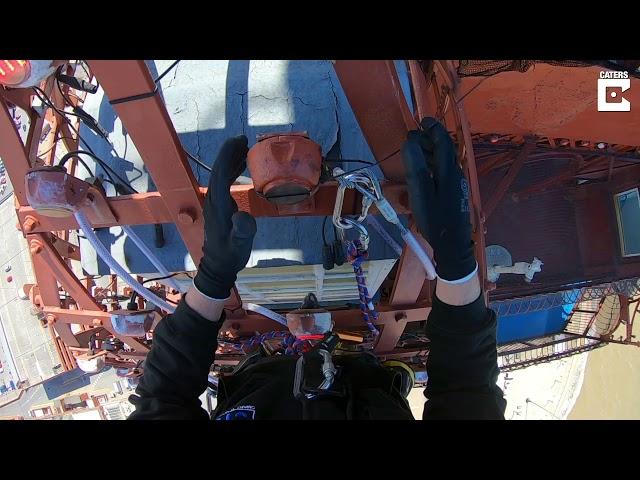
(401, 117), (476, 281)
(193, 136), (257, 299)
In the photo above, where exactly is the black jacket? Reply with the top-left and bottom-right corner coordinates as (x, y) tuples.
(128, 293), (506, 420)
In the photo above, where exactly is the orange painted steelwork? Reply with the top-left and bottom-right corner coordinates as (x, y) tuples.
(1, 59), (638, 377)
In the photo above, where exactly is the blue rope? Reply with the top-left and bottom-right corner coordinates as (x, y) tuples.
(224, 330), (311, 355)
(346, 240), (380, 337)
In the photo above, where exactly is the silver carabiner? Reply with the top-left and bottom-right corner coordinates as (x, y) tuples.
(333, 182), (353, 230)
(333, 167), (379, 232)
(341, 217), (369, 251)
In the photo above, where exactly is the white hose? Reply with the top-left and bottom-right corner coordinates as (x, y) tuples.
(400, 227), (437, 280)
(243, 303), (288, 327)
(75, 211), (176, 313)
(121, 225), (185, 293)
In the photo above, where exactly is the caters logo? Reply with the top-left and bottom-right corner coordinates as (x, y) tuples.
(598, 71), (631, 112)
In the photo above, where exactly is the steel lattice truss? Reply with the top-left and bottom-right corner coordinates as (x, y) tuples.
(0, 60), (638, 377)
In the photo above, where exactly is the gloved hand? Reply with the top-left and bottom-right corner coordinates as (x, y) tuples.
(401, 117), (476, 281)
(193, 136), (257, 299)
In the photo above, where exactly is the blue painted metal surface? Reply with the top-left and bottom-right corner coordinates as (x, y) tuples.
(493, 290), (580, 344)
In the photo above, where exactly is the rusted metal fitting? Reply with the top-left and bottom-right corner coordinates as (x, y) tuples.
(30, 239), (43, 255)
(23, 215), (39, 233)
(247, 132), (322, 205)
(178, 208), (197, 224)
(25, 166), (89, 217)
(395, 311), (408, 322)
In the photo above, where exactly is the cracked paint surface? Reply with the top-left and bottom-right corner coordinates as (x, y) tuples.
(78, 60), (403, 275)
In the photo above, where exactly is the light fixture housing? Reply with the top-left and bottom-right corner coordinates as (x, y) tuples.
(0, 60), (56, 88)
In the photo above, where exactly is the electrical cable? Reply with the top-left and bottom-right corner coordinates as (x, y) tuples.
(154, 60), (181, 84)
(322, 216), (329, 246)
(184, 148), (212, 172)
(33, 86), (133, 193)
(76, 60), (99, 89)
(32, 86), (85, 121)
(324, 158), (377, 166)
(67, 156), (95, 180)
(75, 210), (176, 313)
(59, 151), (138, 194)
(108, 60), (182, 106)
(331, 149), (401, 179)
(142, 272), (193, 285)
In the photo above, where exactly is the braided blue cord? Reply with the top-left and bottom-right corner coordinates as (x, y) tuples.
(346, 240), (380, 337)
(224, 330), (310, 355)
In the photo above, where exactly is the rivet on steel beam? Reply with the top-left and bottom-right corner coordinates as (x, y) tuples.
(46, 314), (56, 325)
(82, 193), (96, 207)
(23, 215), (39, 233)
(395, 312), (407, 322)
(30, 240), (43, 255)
(178, 208), (197, 224)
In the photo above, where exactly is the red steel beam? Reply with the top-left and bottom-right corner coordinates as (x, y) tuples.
(16, 182), (411, 234)
(88, 60), (205, 263)
(220, 304), (431, 337)
(483, 140), (536, 219)
(0, 94), (32, 205)
(389, 224), (433, 306)
(407, 61), (433, 122)
(31, 234), (149, 352)
(333, 60), (416, 181)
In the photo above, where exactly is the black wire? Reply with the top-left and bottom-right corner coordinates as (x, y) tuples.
(33, 85), (111, 160)
(154, 60), (181, 84)
(67, 156), (95, 179)
(55, 66), (75, 107)
(32, 86), (85, 121)
(59, 151), (138, 194)
(34, 85), (104, 159)
(184, 149), (212, 172)
(78, 60), (99, 89)
(322, 216), (329, 246)
(331, 149), (401, 179)
(142, 272), (193, 285)
(324, 158), (377, 166)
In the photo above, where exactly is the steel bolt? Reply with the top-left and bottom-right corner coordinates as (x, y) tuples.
(30, 240), (43, 255)
(178, 209), (197, 224)
(23, 215), (39, 233)
(395, 312), (407, 322)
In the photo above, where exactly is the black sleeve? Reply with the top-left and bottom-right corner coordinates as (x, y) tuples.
(127, 296), (222, 420)
(422, 293), (506, 420)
